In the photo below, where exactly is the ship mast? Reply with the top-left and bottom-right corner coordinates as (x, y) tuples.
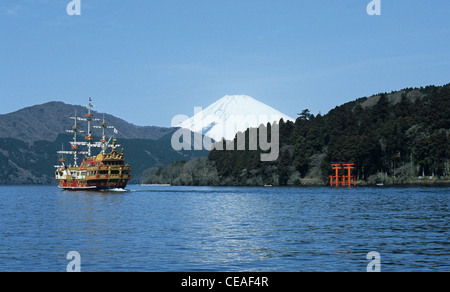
(93, 114), (115, 154)
(58, 144), (66, 167)
(66, 110), (84, 166)
(58, 110), (89, 167)
(77, 98), (100, 157)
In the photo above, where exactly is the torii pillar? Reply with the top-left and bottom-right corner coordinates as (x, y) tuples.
(342, 163), (356, 186)
(330, 164), (341, 187)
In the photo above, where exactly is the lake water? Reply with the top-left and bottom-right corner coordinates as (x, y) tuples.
(0, 185), (448, 272)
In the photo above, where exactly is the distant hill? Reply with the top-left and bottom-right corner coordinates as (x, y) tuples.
(0, 101), (172, 143)
(359, 87), (427, 108)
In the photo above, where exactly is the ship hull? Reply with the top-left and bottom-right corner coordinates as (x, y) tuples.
(58, 179), (129, 191)
(59, 185), (99, 191)
(59, 186), (127, 191)
(58, 182), (127, 191)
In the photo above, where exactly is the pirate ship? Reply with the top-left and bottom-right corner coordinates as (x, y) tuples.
(55, 99), (131, 190)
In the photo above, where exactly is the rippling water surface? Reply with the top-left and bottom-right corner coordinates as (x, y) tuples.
(0, 185), (448, 271)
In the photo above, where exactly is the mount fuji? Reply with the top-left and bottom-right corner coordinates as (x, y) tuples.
(177, 95), (295, 142)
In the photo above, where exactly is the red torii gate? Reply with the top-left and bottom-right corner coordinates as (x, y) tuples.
(330, 162), (356, 187)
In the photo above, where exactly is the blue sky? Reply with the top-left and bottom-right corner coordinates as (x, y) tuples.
(1, 0), (449, 127)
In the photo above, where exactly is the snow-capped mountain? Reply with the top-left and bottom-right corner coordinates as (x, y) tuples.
(177, 95), (295, 142)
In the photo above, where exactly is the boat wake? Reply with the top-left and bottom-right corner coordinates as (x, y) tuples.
(101, 188), (129, 193)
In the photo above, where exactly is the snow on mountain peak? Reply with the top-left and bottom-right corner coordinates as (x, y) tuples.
(177, 95), (295, 142)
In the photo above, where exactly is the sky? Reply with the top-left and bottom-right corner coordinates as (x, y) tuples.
(0, 0), (449, 127)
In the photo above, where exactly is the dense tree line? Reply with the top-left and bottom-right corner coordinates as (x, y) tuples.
(144, 84), (450, 186)
(142, 157), (219, 186)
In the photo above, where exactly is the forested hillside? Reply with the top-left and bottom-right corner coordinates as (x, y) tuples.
(0, 131), (208, 185)
(144, 83), (450, 186)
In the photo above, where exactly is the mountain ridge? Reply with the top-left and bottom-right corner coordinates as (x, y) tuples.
(0, 101), (172, 143)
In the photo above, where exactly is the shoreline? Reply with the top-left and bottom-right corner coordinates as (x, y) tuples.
(1, 178), (450, 188)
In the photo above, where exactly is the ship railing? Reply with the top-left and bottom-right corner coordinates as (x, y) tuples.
(85, 165), (127, 171)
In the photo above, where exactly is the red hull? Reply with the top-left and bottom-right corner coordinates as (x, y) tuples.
(59, 179), (129, 191)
